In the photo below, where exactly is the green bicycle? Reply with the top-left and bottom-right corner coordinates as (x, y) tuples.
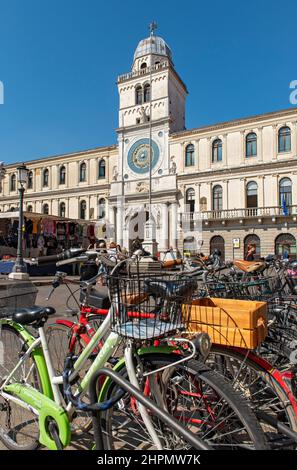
(0, 251), (269, 450)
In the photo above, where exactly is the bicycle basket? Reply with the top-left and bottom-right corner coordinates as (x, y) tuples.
(107, 272), (197, 340)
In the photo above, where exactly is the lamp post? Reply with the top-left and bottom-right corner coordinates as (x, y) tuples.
(9, 163), (29, 280)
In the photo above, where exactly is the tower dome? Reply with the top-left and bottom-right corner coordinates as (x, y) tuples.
(133, 35), (172, 62)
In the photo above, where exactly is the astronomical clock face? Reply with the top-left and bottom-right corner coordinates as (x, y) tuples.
(127, 138), (160, 174)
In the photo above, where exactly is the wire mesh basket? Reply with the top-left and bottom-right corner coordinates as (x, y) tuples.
(107, 272), (198, 340)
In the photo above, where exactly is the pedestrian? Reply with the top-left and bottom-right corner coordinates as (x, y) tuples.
(245, 243), (256, 261)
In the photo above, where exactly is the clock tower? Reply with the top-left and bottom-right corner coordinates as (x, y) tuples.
(110, 26), (188, 250)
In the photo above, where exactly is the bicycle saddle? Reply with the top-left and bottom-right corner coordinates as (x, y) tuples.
(144, 278), (197, 300)
(234, 260), (266, 273)
(10, 306), (56, 325)
(161, 259), (183, 269)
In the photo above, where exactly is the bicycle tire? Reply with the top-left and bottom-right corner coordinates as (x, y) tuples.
(98, 354), (269, 450)
(206, 345), (297, 449)
(0, 324), (40, 450)
(46, 322), (94, 435)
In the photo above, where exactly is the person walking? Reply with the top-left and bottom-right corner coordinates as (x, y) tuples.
(245, 243), (256, 261)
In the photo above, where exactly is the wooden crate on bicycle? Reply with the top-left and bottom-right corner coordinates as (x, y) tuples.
(187, 298), (267, 349)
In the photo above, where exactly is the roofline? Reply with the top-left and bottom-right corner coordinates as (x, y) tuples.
(171, 106), (297, 138)
(4, 144), (118, 168)
(4, 106), (297, 169)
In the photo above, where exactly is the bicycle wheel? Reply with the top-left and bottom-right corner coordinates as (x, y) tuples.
(0, 324), (40, 450)
(99, 354), (268, 450)
(206, 345), (297, 449)
(46, 323), (93, 435)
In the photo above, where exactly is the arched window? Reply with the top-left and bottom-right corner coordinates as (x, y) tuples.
(185, 187), (195, 213)
(275, 233), (296, 259)
(279, 177), (292, 210)
(10, 174), (16, 191)
(246, 132), (257, 157)
(185, 144), (195, 167)
(10, 207), (15, 212)
(210, 236), (225, 262)
(43, 169), (49, 187)
(43, 203), (49, 215)
(140, 63), (147, 69)
(212, 139), (222, 163)
(27, 205), (33, 212)
(98, 159), (106, 179)
(98, 198), (106, 219)
(143, 83), (150, 103)
(212, 185), (223, 211)
(59, 202), (66, 218)
(80, 200), (87, 219)
(244, 234), (261, 260)
(135, 85), (143, 105)
(59, 165), (66, 185)
(79, 162), (86, 182)
(27, 171), (33, 189)
(278, 126), (291, 153)
(246, 181), (258, 209)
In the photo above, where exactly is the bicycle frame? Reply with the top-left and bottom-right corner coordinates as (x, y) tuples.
(0, 304), (191, 450)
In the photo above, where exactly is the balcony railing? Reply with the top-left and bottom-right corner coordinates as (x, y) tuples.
(180, 205), (297, 222)
(117, 61), (169, 83)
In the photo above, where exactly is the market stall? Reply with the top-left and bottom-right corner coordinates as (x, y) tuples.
(0, 211), (98, 275)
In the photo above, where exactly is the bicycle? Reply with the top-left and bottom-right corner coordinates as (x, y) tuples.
(0, 250), (269, 450)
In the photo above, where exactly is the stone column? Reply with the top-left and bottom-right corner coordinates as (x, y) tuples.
(170, 202), (178, 250)
(258, 176), (265, 208)
(159, 203), (169, 252)
(180, 143), (184, 172)
(223, 134), (228, 167)
(116, 207), (123, 246)
(223, 180), (229, 210)
(291, 121), (297, 157)
(272, 124), (278, 160)
(206, 137), (211, 169)
(240, 178), (246, 210)
(240, 130), (245, 164)
(258, 127), (263, 162)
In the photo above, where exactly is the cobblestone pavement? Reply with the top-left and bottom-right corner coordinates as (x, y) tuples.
(0, 281), (93, 451)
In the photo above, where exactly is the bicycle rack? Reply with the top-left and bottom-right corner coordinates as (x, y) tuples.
(88, 367), (212, 451)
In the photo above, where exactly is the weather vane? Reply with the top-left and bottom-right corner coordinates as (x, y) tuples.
(149, 21), (157, 36)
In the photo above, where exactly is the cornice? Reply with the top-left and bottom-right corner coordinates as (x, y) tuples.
(171, 107), (297, 140)
(178, 157), (297, 181)
(0, 183), (110, 202)
(4, 145), (118, 169)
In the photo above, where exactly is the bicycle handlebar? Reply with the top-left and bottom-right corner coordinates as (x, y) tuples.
(34, 248), (86, 265)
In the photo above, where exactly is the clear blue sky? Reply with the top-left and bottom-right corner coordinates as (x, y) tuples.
(0, 0), (296, 164)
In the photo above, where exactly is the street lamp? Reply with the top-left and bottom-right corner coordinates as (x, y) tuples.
(9, 163), (29, 280)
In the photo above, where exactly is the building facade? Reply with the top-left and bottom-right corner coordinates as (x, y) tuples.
(1, 32), (297, 260)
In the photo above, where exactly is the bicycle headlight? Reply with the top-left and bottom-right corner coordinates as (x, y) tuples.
(195, 333), (212, 357)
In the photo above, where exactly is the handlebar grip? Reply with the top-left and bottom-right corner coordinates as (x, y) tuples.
(35, 248), (86, 265)
(36, 253), (64, 265)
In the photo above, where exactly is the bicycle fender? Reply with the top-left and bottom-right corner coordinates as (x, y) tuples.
(3, 383), (71, 450)
(54, 319), (75, 328)
(0, 319), (53, 400)
(98, 347), (176, 402)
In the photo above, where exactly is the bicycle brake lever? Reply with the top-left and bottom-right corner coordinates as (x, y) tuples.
(46, 286), (55, 301)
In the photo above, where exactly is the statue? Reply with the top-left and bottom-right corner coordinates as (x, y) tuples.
(139, 106), (147, 124)
(136, 181), (149, 193)
(169, 156), (176, 174)
(112, 165), (118, 181)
